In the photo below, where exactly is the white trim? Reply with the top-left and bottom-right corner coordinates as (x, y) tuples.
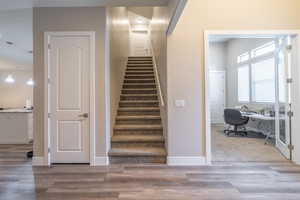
(94, 156), (109, 166)
(32, 157), (45, 166)
(204, 30), (300, 165)
(167, 156), (207, 166)
(44, 31), (96, 166)
(167, 0), (188, 35)
(148, 37), (165, 107)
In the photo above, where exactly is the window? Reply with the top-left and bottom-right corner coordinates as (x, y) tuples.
(251, 58), (276, 102)
(237, 52), (250, 63)
(238, 65), (250, 102)
(251, 41), (275, 58)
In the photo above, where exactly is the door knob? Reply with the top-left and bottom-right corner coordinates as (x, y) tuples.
(78, 113), (89, 118)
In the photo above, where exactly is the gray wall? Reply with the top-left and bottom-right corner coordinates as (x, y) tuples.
(166, 0), (300, 160)
(209, 42), (227, 71)
(108, 7), (130, 136)
(33, 7), (109, 157)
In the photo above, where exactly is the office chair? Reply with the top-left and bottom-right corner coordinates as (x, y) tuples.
(223, 109), (249, 136)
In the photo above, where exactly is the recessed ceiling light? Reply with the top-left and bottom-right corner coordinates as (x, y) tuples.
(6, 41), (14, 45)
(5, 75), (15, 83)
(136, 18), (144, 24)
(26, 78), (34, 86)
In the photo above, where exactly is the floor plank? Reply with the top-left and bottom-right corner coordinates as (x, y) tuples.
(1, 144), (300, 200)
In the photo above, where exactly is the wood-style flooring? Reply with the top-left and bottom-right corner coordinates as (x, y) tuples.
(1, 144), (300, 200)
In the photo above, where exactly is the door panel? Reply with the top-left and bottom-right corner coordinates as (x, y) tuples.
(49, 35), (90, 163)
(275, 37), (293, 159)
(209, 71), (226, 124)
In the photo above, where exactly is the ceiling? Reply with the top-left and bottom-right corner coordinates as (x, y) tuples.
(0, 0), (171, 71)
(0, 9), (33, 71)
(0, 0), (170, 10)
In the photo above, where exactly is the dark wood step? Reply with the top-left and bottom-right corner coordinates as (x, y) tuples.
(125, 75), (155, 79)
(120, 94), (158, 101)
(122, 88), (157, 95)
(118, 107), (160, 116)
(125, 71), (154, 75)
(116, 115), (161, 125)
(119, 100), (159, 107)
(111, 135), (164, 148)
(123, 83), (156, 89)
(124, 79), (155, 84)
(109, 147), (166, 164)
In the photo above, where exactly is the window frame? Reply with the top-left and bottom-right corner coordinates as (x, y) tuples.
(237, 41), (277, 104)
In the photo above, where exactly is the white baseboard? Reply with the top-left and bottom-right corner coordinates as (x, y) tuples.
(32, 157), (45, 166)
(94, 156), (109, 166)
(167, 156), (207, 166)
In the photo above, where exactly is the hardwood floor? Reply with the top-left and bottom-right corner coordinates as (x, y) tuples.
(211, 125), (286, 162)
(1, 144), (300, 200)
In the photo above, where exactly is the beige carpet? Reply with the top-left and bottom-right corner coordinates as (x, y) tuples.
(212, 125), (287, 162)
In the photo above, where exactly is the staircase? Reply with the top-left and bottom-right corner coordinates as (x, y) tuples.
(109, 56), (166, 164)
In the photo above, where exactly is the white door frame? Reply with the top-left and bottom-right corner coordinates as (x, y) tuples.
(204, 30), (300, 165)
(44, 31), (96, 166)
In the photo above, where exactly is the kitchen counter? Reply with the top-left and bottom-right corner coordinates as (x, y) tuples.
(0, 110), (33, 144)
(0, 109), (33, 113)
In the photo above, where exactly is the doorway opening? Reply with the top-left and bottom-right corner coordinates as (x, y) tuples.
(0, 9), (34, 165)
(204, 31), (300, 164)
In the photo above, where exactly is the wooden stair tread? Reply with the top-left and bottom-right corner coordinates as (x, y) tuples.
(118, 107), (159, 111)
(112, 135), (164, 142)
(120, 100), (158, 103)
(109, 147), (166, 157)
(114, 124), (162, 130)
(116, 115), (161, 120)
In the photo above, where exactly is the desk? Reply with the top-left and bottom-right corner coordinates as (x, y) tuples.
(241, 112), (275, 144)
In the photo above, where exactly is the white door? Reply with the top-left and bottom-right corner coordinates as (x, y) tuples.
(275, 36), (294, 159)
(209, 71), (226, 124)
(49, 34), (90, 163)
(130, 31), (151, 56)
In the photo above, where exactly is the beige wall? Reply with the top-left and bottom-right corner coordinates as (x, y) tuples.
(33, 7), (109, 157)
(0, 70), (33, 108)
(108, 7), (130, 136)
(167, 0), (300, 158)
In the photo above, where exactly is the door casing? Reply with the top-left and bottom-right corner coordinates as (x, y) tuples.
(204, 30), (300, 165)
(44, 32), (96, 166)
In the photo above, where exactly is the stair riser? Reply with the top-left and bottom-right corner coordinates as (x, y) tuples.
(125, 72), (154, 75)
(118, 110), (160, 116)
(128, 61), (153, 63)
(109, 156), (166, 164)
(114, 130), (163, 135)
(120, 96), (158, 101)
(111, 142), (164, 148)
(119, 102), (159, 107)
(123, 85), (156, 89)
(127, 68), (154, 71)
(125, 75), (155, 79)
(122, 90), (157, 95)
(124, 79), (155, 84)
(127, 65), (153, 67)
(116, 119), (161, 125)
(128, 58), (152, 60)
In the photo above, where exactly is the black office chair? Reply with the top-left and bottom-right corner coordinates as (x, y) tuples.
(224, 109), (249, 136)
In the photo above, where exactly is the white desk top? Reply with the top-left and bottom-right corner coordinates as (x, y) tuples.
(241, 112), (275, 120)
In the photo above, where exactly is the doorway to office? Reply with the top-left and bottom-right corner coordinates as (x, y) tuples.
(204, 30), (300, 164)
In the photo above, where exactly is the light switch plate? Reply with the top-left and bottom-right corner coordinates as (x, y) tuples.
(175, 100), (185, 107)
